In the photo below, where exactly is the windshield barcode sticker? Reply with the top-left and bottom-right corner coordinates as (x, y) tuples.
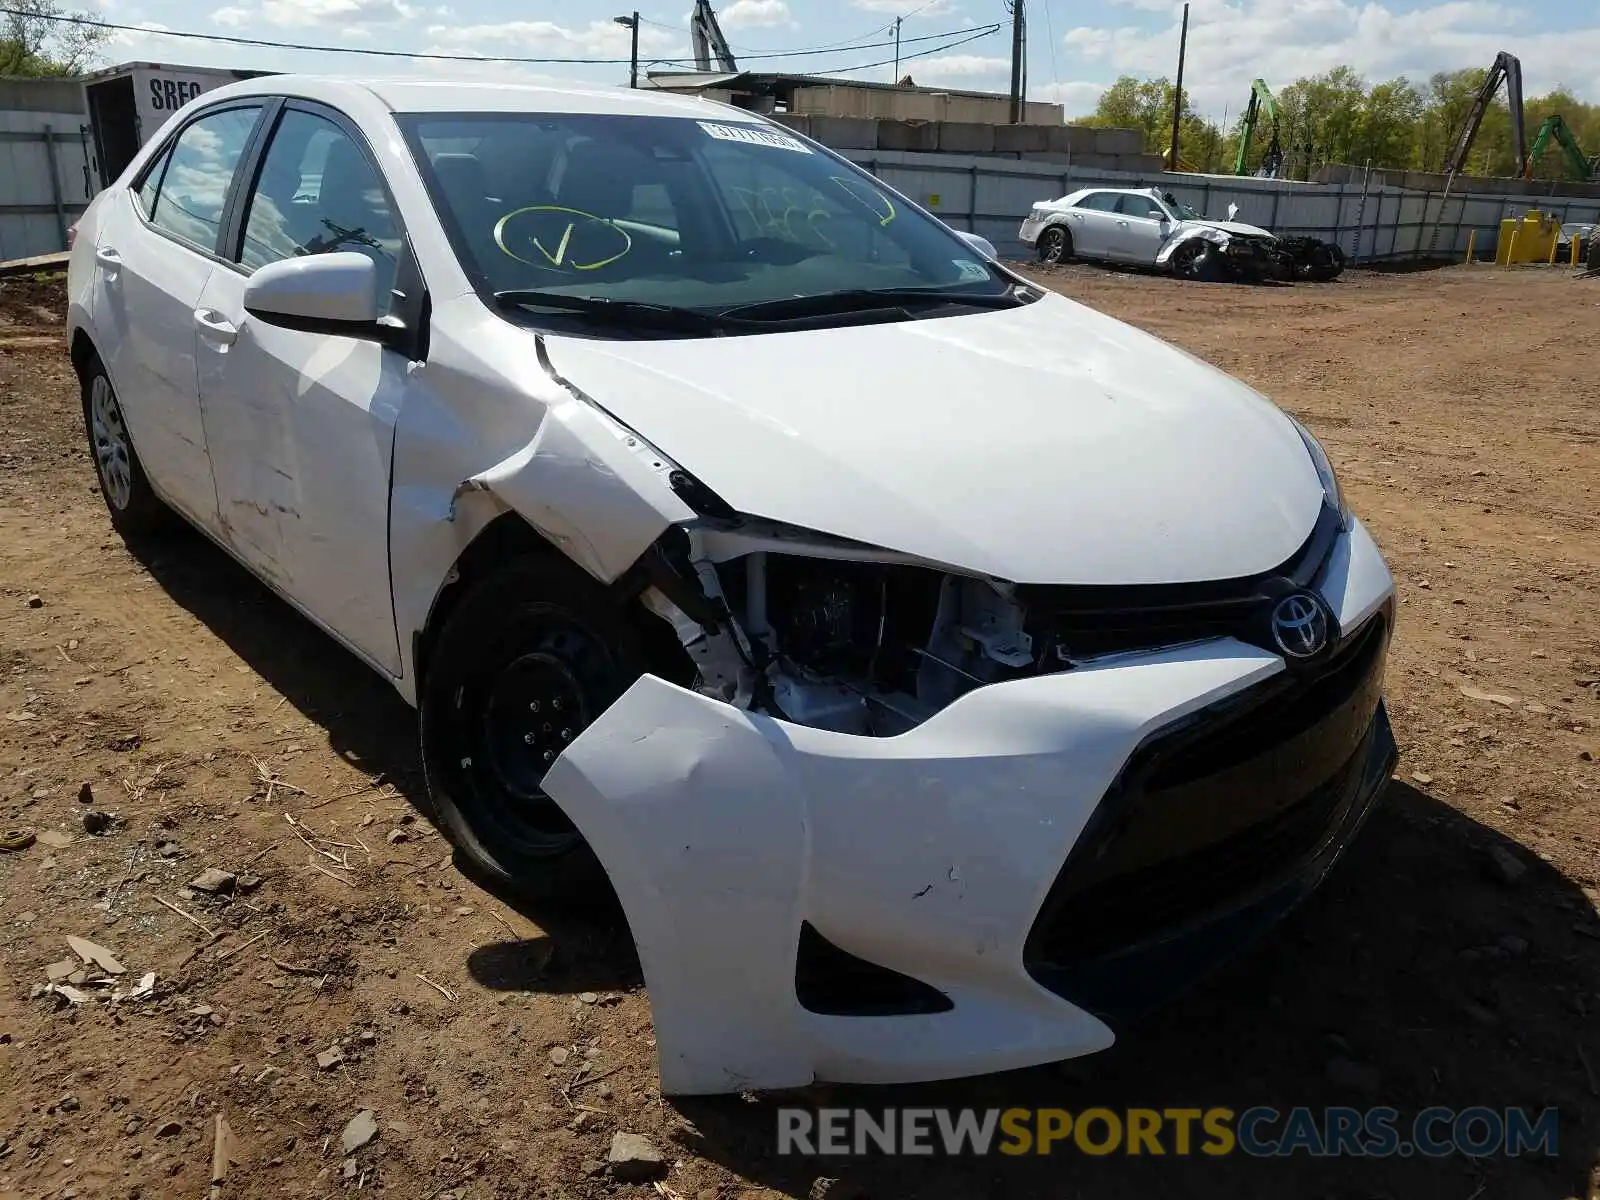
(698, 122), (812, 154)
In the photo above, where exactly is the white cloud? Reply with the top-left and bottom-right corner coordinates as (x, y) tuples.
(422, 17), (678, 58)
(720, 0), (794, 28)
(852, 0), (955, 14)
(910, 53), (1010, 80)
(1059, 1), (1600, 116)
(214, 0), (415, 27)
(1033, 79), (1108, 116)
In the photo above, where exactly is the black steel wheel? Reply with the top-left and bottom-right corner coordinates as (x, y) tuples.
(419, 556), (647, 904)
(1037, 225), (1072, 264)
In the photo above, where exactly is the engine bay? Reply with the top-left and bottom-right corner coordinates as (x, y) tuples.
(644, 538), (1060, 736)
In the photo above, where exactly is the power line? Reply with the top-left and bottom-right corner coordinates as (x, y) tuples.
(819, 26), (1001, 76)
(1040, 0), (1060, 98)
(652, 25), (1002, 77)
(674, 23), (1004, 62)
(0, 7), (1000, 69)
(717, 18), (900, 57)
(0, 9), (635, 63)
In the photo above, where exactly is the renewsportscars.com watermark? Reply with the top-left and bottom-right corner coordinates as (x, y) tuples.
(777, 1106), (1560, 1159)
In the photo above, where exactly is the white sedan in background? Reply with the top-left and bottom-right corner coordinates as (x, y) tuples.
(67, 76), (1396, 1096)
(1019, 186), (1342, 281)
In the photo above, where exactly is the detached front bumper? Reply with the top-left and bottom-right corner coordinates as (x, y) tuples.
(544, 520), (1397, 1095)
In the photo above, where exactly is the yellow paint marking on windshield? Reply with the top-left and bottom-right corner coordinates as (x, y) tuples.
(534, 221), (576, 267)
(493, 206), (632, 272)
(830, 176), (896, 227)
(731, 186), (834, 248)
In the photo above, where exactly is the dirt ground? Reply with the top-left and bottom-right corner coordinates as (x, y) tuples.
(1, 261), (1597, 1200)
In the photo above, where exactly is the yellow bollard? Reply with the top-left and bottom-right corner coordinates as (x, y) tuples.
(1465, 229), (1477, 263)
(1548, 233), (1559, 265)
(1573, 236), (1582, 266)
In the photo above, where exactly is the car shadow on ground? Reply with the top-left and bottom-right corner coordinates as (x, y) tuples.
(126, 521), (640, 980)
(673, 785), (1600, 1200)
(126, 526), (1599, 1200)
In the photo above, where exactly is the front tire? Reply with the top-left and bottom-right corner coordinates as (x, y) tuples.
(1170, 240), (1225, 282)
(1037, 225), (1072, 264)
(79, 358), (171, 536)
(419, 556), (647, 904)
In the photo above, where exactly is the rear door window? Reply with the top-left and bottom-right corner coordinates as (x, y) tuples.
(1074, 192), (1122, 213)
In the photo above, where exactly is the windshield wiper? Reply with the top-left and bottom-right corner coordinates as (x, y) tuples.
(719, 286), (1030, 322)
(493, 290), (741, 333)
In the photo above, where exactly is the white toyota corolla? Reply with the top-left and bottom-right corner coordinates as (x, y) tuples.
(66, 76), (1397, 1097)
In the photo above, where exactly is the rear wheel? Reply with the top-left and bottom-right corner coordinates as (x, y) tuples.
(79, 357), (172, 536)
(419, 556), (647, 904)
(1037, 225), (1072, 264)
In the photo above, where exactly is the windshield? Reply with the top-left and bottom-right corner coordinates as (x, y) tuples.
(399, 112), (1009, 318)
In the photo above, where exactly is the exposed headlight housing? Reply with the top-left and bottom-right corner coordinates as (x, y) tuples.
(1289, 416), (1349, 526)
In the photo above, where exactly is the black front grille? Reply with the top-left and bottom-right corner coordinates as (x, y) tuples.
(1016, 504), (1345, 661)
(1025, 609), (1390, 974)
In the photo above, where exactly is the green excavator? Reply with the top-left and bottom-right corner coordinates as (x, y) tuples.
(1233, 79), (1284, 178)
(1525, 113), (1599, 181)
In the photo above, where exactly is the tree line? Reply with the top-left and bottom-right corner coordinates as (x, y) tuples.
(1078, 67), (1600, 181)
(2, 0), (110, 76)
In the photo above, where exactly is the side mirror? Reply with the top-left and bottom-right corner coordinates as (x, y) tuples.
(956, 230), (998, 260)
(243, 252), (381, 337)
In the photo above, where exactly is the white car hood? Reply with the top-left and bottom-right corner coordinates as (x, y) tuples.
(543, 292), (1325, 585)
(1184, 218), (1273, 238)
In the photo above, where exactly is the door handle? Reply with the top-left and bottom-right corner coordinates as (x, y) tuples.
(94, 246), (121, 277)
(1116, 219), (1130, 227)
(194, 308), (238, 346)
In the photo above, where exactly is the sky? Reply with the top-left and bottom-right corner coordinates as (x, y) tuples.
(90, 0), (1600, 125)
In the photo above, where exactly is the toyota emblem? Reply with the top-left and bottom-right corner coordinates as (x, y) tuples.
(1270, 592), (1332, 660)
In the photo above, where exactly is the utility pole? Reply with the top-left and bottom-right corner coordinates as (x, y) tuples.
(1168, 1), (1188, 170)
(1008, 0), (1026, 124)
(614, 11), (640, 88)
(892, 16), (902, 83)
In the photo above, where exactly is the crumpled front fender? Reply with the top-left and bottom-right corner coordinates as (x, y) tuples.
(1155, 226), (1230, 266)
(449, 397), (696, 585)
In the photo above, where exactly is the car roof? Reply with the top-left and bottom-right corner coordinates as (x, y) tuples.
(1064, 186), (1162, 200)
(204, 74), (737, 119)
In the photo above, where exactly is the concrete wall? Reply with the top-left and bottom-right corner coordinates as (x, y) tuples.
(827, 150), (1600, 261)
(774, 116), (1160, 173)
(0, 78), (94, 261)
(785, 84), (1061, 125)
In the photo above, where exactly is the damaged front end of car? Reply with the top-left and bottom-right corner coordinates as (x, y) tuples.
(1162, 226), (1283, 281)
(443, 327), (1398, 1098)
